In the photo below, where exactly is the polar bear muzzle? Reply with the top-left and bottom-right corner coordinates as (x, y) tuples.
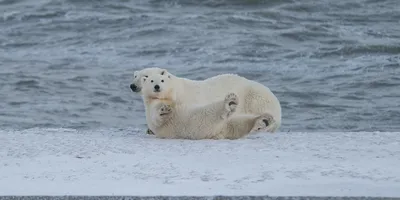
(130, 83), (140, 92)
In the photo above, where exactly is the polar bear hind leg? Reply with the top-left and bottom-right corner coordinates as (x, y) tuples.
(220, 112), (276, 139)
(187, 92), (238, 123)
(242, 86), (281, 132)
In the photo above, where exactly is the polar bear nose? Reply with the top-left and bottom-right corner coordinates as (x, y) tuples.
(154, 84), (160, 91)
(130, 84), (137, 92)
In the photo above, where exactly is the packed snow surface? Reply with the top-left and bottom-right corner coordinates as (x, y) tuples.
(0, 128), (399, 197)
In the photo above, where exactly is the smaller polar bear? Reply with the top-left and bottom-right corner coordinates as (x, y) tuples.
(130, 67), (281, 135)
(141, 74), (275, 140)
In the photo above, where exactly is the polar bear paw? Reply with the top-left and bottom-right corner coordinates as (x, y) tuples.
(146, 128), (155, 135)
(222, 93), (238, 119)
(250, 113), (276, 133)
(153, 103), (173, 126)
(158, 104), (172, 117)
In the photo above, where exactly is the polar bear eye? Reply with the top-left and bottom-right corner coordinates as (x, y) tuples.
(161, 80), (164, 83)
(134, 75), (137, 78)
(151, 80), (154, 83)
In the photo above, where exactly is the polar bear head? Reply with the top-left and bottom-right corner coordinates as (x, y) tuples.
(130, 67), (172, 93)
(140, 73), (175, 100)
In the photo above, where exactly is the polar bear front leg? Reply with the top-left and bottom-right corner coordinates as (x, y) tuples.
(250, 112), (276, 133)
(152, 102), (173, 127)
(221, 93), (239, 119)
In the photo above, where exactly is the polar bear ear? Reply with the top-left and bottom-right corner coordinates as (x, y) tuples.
(160, 70), (168, 76)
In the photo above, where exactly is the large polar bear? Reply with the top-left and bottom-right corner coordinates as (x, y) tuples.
(141, 74), (275, 139)
(130, 67), (282, 134)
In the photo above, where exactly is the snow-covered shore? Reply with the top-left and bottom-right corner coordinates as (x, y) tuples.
(0, 128), (399, 197)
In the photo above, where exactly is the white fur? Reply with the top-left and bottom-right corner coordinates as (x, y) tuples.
(131, 67), (282, 133)
(140, 74), (275, 140)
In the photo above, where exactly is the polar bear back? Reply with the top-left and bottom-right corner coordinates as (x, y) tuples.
(173, 73), (281, 123)
(175, 74), (248, 102)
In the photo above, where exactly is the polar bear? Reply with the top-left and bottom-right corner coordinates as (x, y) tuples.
(130, 67), (281, 134)
(141, 74), (275, 139)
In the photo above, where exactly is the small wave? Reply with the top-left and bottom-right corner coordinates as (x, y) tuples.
(0, 0), (23, 5)
(93, 91), (111, 97)
(323, 73), (356, 81)
(149, 0), (289, 7)
(15, 80), (40, 88)
(340, 93), (366, 101)
(90, 102), (109, 108)
(313, 45), (400, 58)
(109, 96), (128, 104)
(2, 11), (20, 21)
(368, 78), (400, 89)
(22, 11), (67, 21)
(226, 15), (274, 29)
(280, 2), (329, 13)
(319, 39), (359, 45)
(68, 76), (90, 82)
(279, 28), (338, 42)
(132, 26), (172, 38)
(3, 10), (67, 22)
(2, 41), (40, 48)
(8, 101), (29, 106)
(253, 10), (298, 22)
(135, 49), (170, 57)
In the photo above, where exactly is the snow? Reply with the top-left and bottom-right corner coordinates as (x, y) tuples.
(0, 128), (399, 197)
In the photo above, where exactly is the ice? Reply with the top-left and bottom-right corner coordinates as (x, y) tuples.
(0, 128), (399, 197)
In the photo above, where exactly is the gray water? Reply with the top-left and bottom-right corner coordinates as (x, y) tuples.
(1, 0), (399, 132)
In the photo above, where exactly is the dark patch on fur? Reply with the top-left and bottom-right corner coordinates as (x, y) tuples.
(262, 119), (269, 127)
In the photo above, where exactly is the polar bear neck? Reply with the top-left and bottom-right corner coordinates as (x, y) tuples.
(144, 87), (176, 104)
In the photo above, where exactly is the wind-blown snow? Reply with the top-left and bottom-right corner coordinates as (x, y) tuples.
(0, 128), (399, 197)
